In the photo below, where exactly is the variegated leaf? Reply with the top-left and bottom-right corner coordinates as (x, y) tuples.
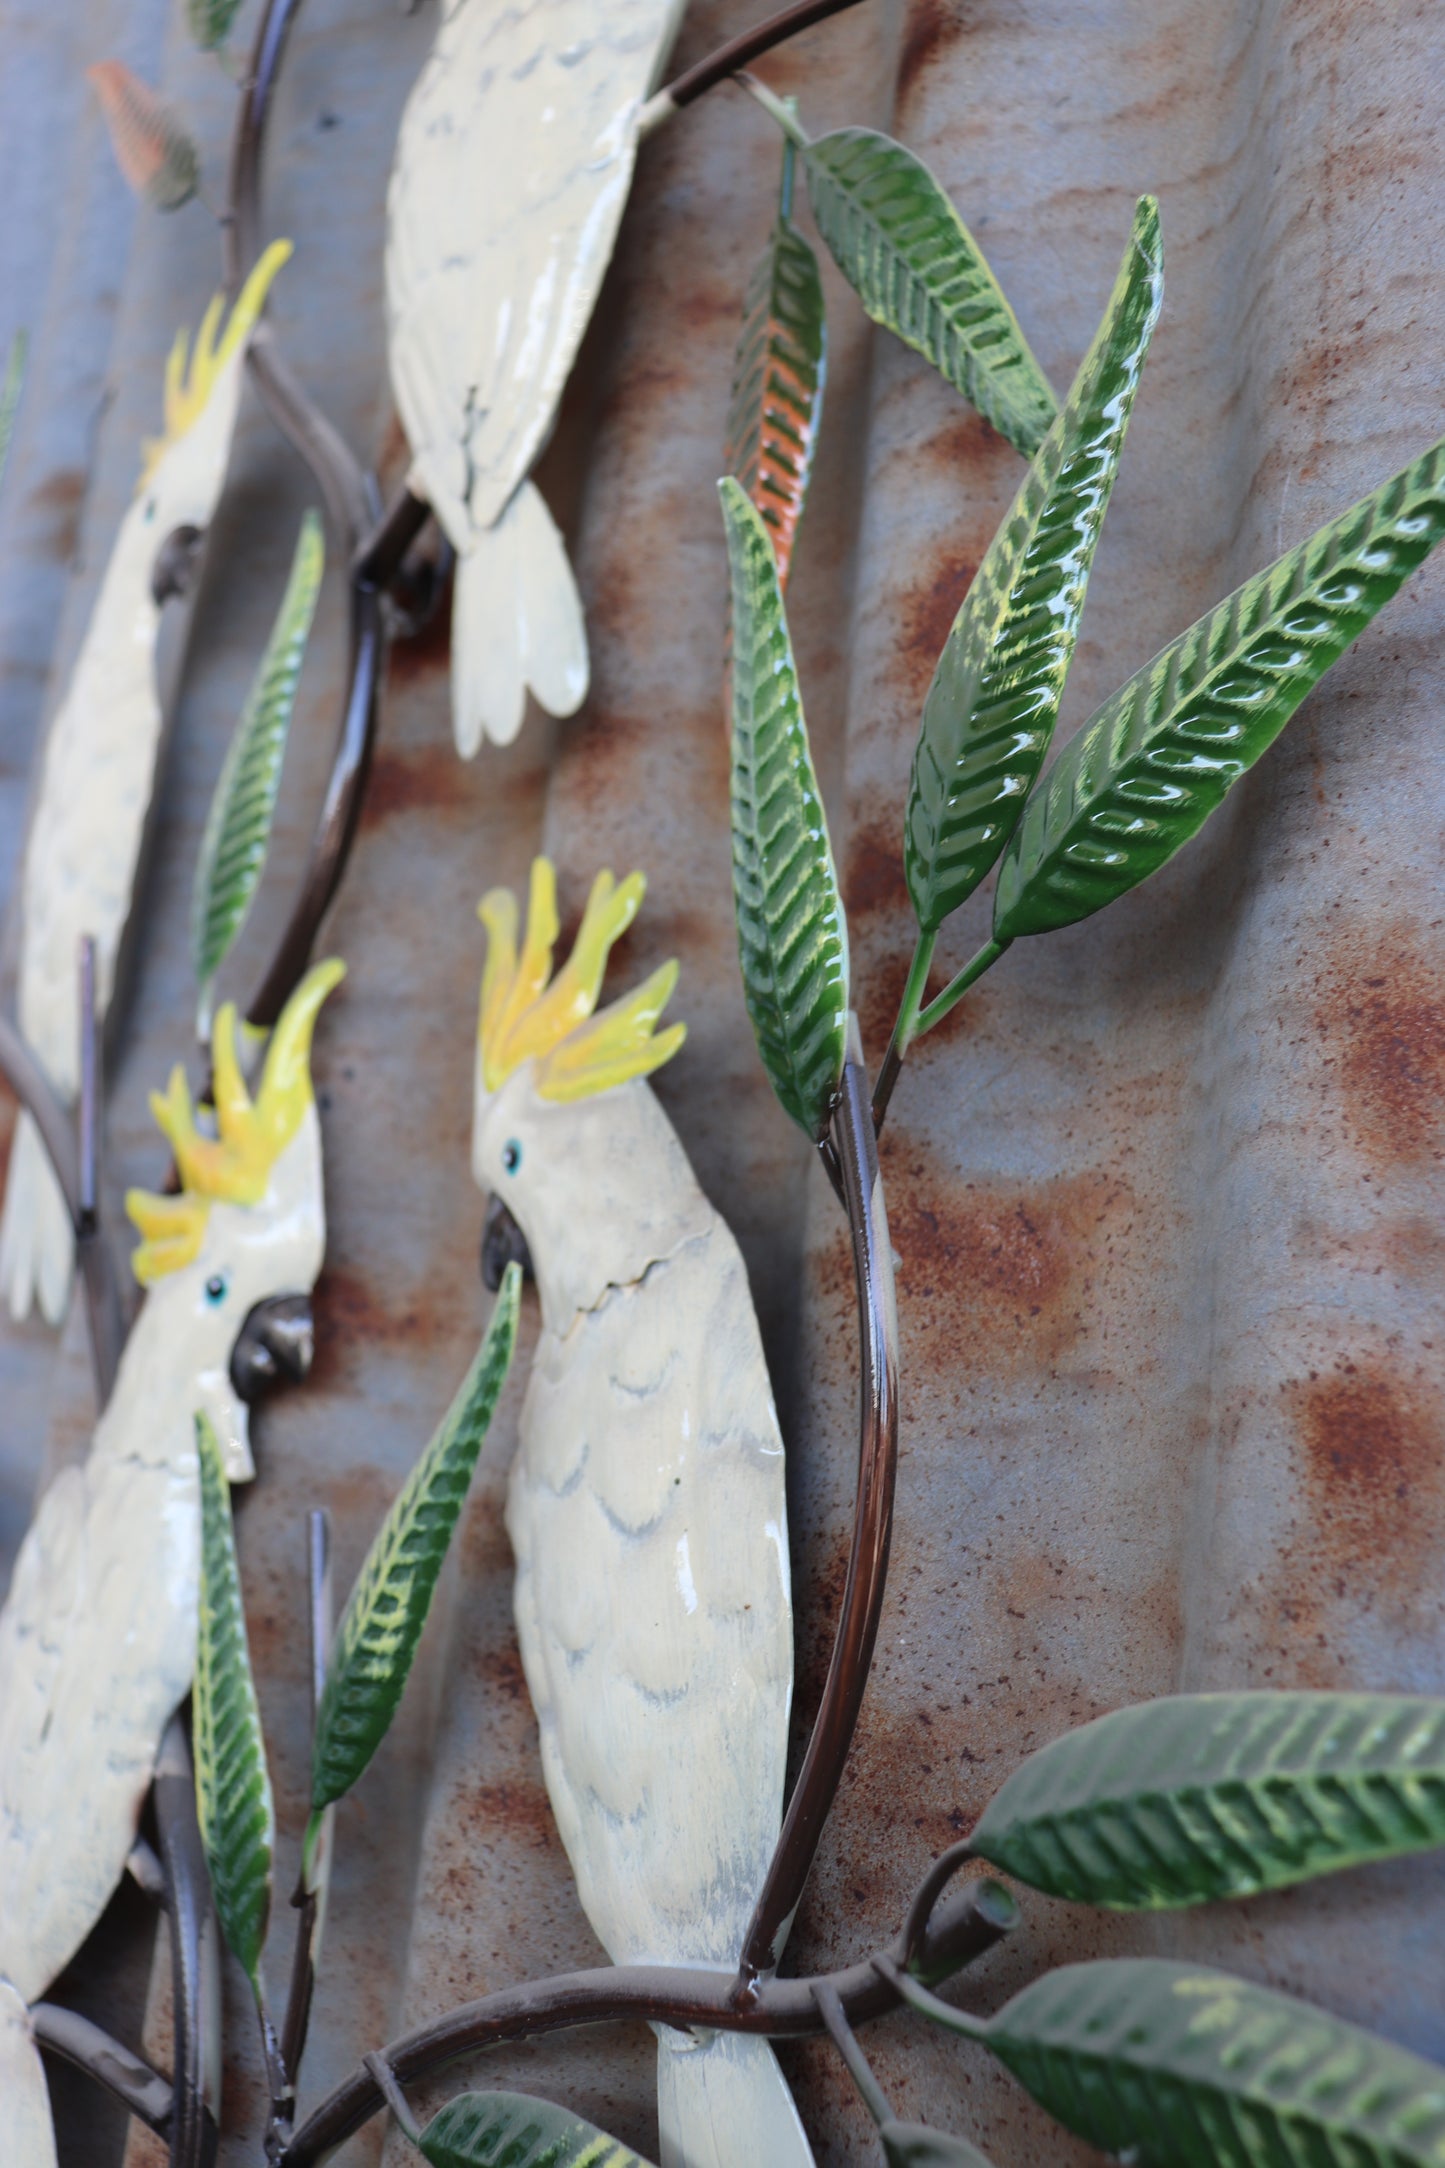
(979, 1962), (1445, 2167)
(187, 0), (246, 52)
(0, 331), (25, 499)
(419, 2090), (657, 2167)
(88, 61), (199, 212)
(724, 139), (826, 592)
(969, 1690), (1445, 1909)
(194, 1411), (273, 1996)
(905, 197), (1162, 934)
(994, 430), (1445, 940)
(720, 477), (849, 1141)
(309, 1267), (522, 1832)
(802, 127), (1056, 456)
(192, 509), (324, 1039)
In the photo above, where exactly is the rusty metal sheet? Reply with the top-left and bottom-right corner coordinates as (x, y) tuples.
(1, 1), (1443, 2164)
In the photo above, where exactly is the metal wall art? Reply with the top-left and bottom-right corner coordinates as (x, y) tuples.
(1, 3), (1444, 2166)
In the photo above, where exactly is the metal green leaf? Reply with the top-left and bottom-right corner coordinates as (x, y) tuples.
(193, 1410), (274, 1997)
(187, 0), (245, 51)
(969, 1690), (1445, 1910)
(310, 1266), (522, 1821)
(719, 476), (849, 1141)
(192, 509), (324, 1040)
(994, 430), (1445, 940)
(905, 196), (1162, 936)
(801, 127), (1056, 457)
(724, 136), (826, 593)
(419, 2090), (657, 2167)
(979, 1961), (1445, 2168)
(881, 2122), (998, 2166)
(0, 330), (25, 499)
(87, 61), (200, 212)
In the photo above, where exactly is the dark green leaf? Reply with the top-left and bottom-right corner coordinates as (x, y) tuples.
(971, 1690), (1445, 1910)
(979, 1960), (1445, 2167)
(187, 0), (245, 50)
(994, 432), (1445, 939)
(311, 1267), (522, 1813)
(419, 2089), (656, 2167)
(881, 2121), (998, 2166)
(724, 140), (826, 592)
(0, 330), (25, 498)
(719, 476), (849, 1140)
(905, 197), (1163, 934)
(802, 127), (1056, 457)
(192, 509), (324, 1038)
(193, 1411), (273, 1995)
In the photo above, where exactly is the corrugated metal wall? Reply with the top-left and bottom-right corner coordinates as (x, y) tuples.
(1, 2), (1442, 2162)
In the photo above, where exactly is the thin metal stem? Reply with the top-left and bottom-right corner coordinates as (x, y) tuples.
(30, 2004), (174, 2135)
(872, 1952), (988, 2042)
(915, 937), (1009, 1036)
(152, 1716), (221, 2168)
(279, 1509), (332, 2085)
(638, 0), (867, 131)
(814, 1981), (893, 2128)
(872, 928), (936, 1136)
(363, 2052), (422, 2145)
(738, 68), (811, 142)
(280, 1877), (1015, 2166)
(736, 1013), (899, 1984)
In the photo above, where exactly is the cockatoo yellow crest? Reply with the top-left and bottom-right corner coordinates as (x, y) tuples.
(126, 957), (346, 1281)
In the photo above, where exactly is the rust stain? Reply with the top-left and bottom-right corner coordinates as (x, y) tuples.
(900, 554), (969, 706)
(360, 742), (464, 827)
(1317, 945), (1445, 1164)
(845, 813), (911, 920)
(898, 0), (964, 105)
(1289, 1358), (1435, 1565)
(464, 1776), (557, 1849)
(29, 465), (86, 562)
(385, 568), (454, 687)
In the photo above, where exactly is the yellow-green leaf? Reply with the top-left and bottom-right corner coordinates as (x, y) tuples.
(420, 2091), (657, 2167)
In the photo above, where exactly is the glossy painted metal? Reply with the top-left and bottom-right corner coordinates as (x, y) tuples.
(2, 4), (1444, 2166)
(384, 0), (688, 751)
(473, 863), (811, 2166)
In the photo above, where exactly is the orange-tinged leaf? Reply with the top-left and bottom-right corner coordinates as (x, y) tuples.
(88, 61), (199, 213)
(724, 139), (826, 594)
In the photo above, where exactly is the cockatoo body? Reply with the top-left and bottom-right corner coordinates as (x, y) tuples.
(385, 0), (687, 753)
(0, 962), (342, 2166)
(472, 862), (814, 2168)
(0, 241), (291, 1327)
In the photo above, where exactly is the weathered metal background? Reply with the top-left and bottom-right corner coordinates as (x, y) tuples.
(1, 1), (1443, 2163)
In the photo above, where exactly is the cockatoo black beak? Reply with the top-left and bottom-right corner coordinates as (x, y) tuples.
(230, 1293), (315, 1403)
(482, 1195), (533, 1291)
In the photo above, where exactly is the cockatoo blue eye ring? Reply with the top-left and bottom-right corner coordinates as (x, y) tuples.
(501, 1140), (522, 1174)
(204, 1272), (229, 1307)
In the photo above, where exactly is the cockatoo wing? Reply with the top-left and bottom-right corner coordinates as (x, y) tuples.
(386, 0), (688, 547)
(0, 1985), (57, 2168)
(508, 1221), (794, 1970)
(0, 339), (253, 1324)
(0, 1443), (199, 2003)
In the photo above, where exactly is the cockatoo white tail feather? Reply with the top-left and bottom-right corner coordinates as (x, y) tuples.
(450, 481), (588, 753)
(385, 0), (688, 752)
(0, 241), (292, 1323)
(0, 1985), (56, 2168)
(473, 862), (815, 2168)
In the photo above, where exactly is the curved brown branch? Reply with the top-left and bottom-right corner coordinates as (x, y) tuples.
(735, 1015), (900, 1983)
(30, 2004), (173, 2136)
(152, 1716), (221, 2168)
(641, 0), (869, 126)
(280, 1875), (1016, 2165)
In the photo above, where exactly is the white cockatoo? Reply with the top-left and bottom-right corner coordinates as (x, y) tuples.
(385, 0), (688, 754)
(470, 861), (815, 2168)
(0, 240), (292, 1328)
(0, 960), (343, 2166)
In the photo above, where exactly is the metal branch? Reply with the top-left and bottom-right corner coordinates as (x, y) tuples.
(639, 0), (869, 130)
(278, 1509), (332, 2087)
(280, 1876), (1016, 2166)
(814, 1981), (893, 2128)
(736, 1014), (900, 1984)
(152, 1716), (221, 2168)
(30, 2003), (174, 2137)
